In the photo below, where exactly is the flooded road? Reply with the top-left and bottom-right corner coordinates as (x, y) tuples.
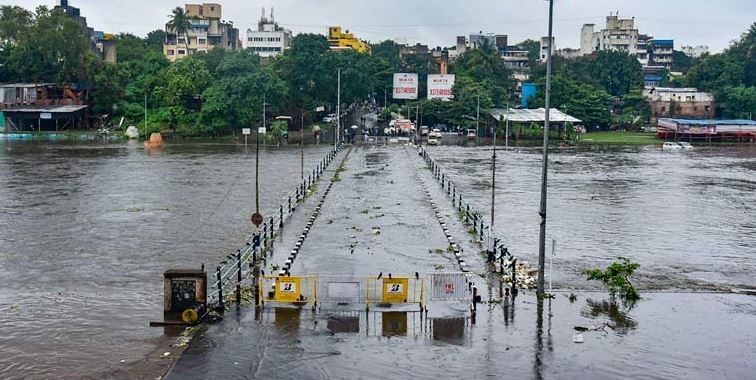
(169, 144), (755, 379)
(1, 138), (755, 379)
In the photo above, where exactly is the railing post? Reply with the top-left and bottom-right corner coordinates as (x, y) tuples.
(480, 219), (484, 241)
(235, 250), (242, 304)
(279, 206), (284, 228)
(269, 217), (274, 242)
(216, 266), (225, 311)
(288, 196), (292, 213)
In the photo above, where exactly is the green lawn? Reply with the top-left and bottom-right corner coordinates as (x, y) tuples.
(578, 131), (659, 145)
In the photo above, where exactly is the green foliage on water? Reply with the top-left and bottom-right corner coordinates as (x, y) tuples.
(583, 257), (641, 301)
(579, 132), (659, 145)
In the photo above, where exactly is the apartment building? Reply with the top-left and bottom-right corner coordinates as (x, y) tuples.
(163, 3), (240, 62)
(246, 8), (291, 58)
(327, 26), (370, 53)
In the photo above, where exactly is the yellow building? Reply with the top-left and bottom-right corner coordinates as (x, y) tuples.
(327, 26), (371, 53)
(163, 3), (240, 62)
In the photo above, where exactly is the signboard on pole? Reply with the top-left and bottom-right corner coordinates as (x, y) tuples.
(427, 74), (455, 100)
(393, 73), (418, 100)
(258, 127), (267, 134)
(242, 128), (251, 135)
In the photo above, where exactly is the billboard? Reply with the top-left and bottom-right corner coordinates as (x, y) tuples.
(393, 73), (418, 99)
(427, 74), (455, 100)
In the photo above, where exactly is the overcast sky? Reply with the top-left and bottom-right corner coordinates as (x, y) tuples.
(6, 0), (755, 52)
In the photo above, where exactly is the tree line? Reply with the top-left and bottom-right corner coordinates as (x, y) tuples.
(1, 5), (753, 135)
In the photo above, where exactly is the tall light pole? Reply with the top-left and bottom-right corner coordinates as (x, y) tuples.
(476, 88), (480, 142)
(301, 113), (305, 180)
(336, 68), (341, 148)
(537, 0), (555, 297)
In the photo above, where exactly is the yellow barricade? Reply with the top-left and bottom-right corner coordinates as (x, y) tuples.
(259, 275), (317, 307)
(366, 276), (424, 310)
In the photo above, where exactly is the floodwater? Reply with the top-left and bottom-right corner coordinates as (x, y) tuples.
(1, 136), (755, 379)
(428, 143), (756, 291)
(0, 139), (333, 379)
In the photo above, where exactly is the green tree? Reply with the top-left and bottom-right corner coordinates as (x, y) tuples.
(515, 39), (541, 64)
(5, 6), (90, 84)
(716, 85), (756, 119)
(145, 29), (166, 51)
(166, 7), (193, 55)
(155, 56), (210, 131)
(532, 75), (613, 128)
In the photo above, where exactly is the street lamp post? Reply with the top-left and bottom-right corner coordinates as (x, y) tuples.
(336, 68), (341, 148)
(537, 0), (555, 297)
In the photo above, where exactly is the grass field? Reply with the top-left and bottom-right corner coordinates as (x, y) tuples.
(578, 131), (660, 145)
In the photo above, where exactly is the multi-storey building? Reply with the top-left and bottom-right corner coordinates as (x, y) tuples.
(581, 13), (640, 56)
(327, 26), (370, 53)
(649, 39), (674, 68)
(246, 8), (291, 58)
(455, 32), (508, 55)
(539, 36), (554, 62)
(580, 13), (675, 81)
(163, 3), (240, 62)
(55, 0), (116, 63)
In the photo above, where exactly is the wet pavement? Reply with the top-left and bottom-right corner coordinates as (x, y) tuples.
(168, 144), (756, 380)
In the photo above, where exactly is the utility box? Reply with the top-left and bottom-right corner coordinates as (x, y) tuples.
(164, 269), (207, 323)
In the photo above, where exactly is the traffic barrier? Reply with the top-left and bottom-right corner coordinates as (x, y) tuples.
(259, 275), (317, 307)
(366, 275), (424, 310)
(429, 272), (471, 301)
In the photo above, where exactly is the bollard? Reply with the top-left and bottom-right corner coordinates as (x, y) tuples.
(216, 266), (225, 311)
(479, 220), (484, 241)
(279, 206), (284, 228)
(269, 217), (275, 241)
(288, 196), (292, 213)
(452, 187), (456, 204)
(447, 181), (451, 195)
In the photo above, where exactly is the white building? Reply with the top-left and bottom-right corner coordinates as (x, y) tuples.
(581, 13), (640, 56)
(246, 7), (291, 58)
(540, 36), (554, 63)
(681, 45), (709, 58)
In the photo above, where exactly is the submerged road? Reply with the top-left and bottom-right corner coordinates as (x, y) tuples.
(165, 143), (756, 380)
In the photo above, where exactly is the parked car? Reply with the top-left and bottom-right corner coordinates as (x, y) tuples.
(322, 114), (336, 123)
(427, 136), (439, 145)
(466, 129), (477, 140)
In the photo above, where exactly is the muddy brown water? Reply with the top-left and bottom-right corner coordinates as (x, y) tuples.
(1, 139), (754, 379)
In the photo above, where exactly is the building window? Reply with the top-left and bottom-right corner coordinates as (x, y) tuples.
(178, 38), (186, 44)
(178, 49), (186, 55)
(198, 38), (206, 45)
(168, 49), (175, 55)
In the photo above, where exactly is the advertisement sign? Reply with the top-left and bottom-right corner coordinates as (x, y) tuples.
(274, 276), (302, 302)
(382, 277), (409, 303)
(427, 74), (455, 100)
(393, 73), (418, 100)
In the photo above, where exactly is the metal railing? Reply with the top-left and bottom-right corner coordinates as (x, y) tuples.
(207, 144), (344, 308)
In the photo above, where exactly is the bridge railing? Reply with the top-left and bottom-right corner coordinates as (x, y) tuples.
(206, 144), (344, 308)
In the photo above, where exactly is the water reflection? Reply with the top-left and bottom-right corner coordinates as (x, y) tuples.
(327, 314), (360, 333)
(582, 299), (638, 334)
(431, 317), (466, 345)
(382, 312), (407, 337)
(274, 307), (301, 336)
(533, 298), (544, 380)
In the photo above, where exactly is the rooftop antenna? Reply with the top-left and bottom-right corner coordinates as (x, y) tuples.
(261, 6), (267, 22)
(271, 7), (275, 23)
